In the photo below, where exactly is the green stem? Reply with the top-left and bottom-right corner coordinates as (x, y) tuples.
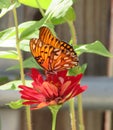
(26, 106), (32, 130)
(35, 0), (53, 26)
(12, 8), (32, 130)
(12, 8), (25, 85)
(68, 21), (77, 46)
(68, 21), (84, 130)
(77, 94), (84, 130)
(68, 21), (77, 130)
(69, 98), (76, 130)
(49, 105), (62, 130)
(36, 0), (45, 17)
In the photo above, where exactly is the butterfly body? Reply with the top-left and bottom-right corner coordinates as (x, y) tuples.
(30, 26), (78, 73)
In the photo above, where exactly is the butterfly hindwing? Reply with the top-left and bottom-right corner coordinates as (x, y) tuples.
(51, 47), (78, 72)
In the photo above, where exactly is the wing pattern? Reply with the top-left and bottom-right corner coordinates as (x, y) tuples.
(30, 26), (79, 73)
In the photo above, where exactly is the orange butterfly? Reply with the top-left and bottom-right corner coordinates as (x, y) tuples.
(30, 26), (79, 73)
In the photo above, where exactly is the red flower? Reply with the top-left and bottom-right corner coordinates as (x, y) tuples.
(19, 68), (87, 109)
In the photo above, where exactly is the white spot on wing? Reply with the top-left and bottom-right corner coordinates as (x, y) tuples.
(63, 64), (69, 67)
(32, 44), (36, 49)
(38, 40), (42, 47)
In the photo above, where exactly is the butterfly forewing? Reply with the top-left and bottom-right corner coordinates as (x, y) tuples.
(30, 38), (53, 71)
(30, 26), (79, 73)
(39, 27), (64, 49)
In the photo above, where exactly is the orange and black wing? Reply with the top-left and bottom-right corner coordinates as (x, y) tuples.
(30, 26), (79, 73)
(30, 38), (54, 71)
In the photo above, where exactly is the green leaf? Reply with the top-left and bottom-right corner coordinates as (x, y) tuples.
(0, 40), (16, 48)
(0, 39), (30, 50)
(0, 0), (20, 18)
(0, 50), (18, 60)
(7, 57), (42, 71)
(0, 21), (43, 49)
(22, 57), (41, 69)
(0, 76), (9, 85)
(19, 0), (51, 9)
(68, 64), (87, 76)
(81, 64), (88, 73)
(0, 21), (41, 42)
(0, 21), (39, 40)
(51, 7), (76, 25)
(45, 0), (73, 20)
(0, 27), (15, 40)
(20, 20), (55, 41)
(0, 20), (53, 49)
(64, 7), (76, 22)
(8, 100), (23, 109)
(19, 18), (46, 40)
(0, 0), (11, 9)
(20, 40), (30, 51)
(75, 41), (113, 57)
(0, 80), (32, 90)
(19, 21), (40, 40)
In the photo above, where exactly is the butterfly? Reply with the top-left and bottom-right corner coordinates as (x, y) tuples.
(30, 26), (79, 73)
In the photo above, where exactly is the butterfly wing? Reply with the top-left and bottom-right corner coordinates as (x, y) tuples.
(49, 46), (78, 72)
(30, 26), (79, 73)
(39, 27), (77, 55)
(30, 38), (54, 71)
(39, 26), (59, 48)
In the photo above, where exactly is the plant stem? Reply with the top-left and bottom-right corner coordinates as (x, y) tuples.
(51, 110), (58, 130)
(36, 0), (53, 25)
(12, 8), (25, 85)
(49, 105), (62, 130)
(77, 94), (84, 130)
(13, 8), (32, 130)
(68, 21), (77, 46)
(69, 98), (76, 130)
(68, 21), (84, 130)
(68, 21), (77, 130)
(26, 106), (32, 130)
(36, 0), (45, 17)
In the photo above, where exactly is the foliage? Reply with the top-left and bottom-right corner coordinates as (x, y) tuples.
(0, 0), (112, 129)
(0, 0), (112, 100)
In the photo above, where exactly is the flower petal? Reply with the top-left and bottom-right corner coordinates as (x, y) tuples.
(28, 68), (44, 84)
(42, 82), (58, 97)
(65, 85), (88, 102)
(19, 68), (87, 109)
(60, 74), (83, 96)
(46, 70), (67, 84)
(19, 85), (46, 102)
(31, 100), (57, 110)
(60, 81), (71, 95)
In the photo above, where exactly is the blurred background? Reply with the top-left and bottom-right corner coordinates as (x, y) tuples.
(0, 0), (113, 130)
